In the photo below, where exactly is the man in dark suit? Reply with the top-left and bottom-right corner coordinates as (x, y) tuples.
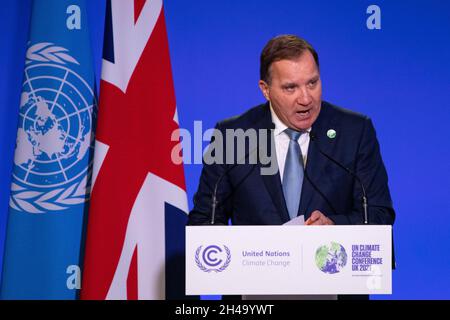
(188, 34), (395, 228)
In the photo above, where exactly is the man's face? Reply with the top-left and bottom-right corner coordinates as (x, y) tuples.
(259, 51), (322, 131)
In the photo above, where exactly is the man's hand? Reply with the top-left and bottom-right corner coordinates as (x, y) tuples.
(305, 210), (335, 225)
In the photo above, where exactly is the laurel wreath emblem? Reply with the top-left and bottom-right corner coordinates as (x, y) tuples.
(26, 42), (79, 65)
(195, 245), (231, 273)
(9, 42), (93, 214)
(9, 175), (92, 214)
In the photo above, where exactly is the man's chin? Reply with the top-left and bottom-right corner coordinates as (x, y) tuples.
(290, 120), (314, 131)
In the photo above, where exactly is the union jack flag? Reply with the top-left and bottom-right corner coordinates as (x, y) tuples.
(81, 0), (188, 300)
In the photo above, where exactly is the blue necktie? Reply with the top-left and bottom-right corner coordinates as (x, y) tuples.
(282, 129), (304, 220)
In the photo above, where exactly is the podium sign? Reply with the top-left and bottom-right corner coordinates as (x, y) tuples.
(186, 225), (392, 295)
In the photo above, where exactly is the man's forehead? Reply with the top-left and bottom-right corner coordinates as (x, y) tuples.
(271, 54), (319, 77)
(271, 64), (319, 83)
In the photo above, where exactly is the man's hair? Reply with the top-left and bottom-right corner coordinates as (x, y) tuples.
(260, 34), (319, 84)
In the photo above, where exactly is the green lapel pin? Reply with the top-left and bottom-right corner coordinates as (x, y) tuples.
(327, 129), (336, 139)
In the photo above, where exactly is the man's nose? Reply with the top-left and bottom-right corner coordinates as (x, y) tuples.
(296, 87), (312, 106)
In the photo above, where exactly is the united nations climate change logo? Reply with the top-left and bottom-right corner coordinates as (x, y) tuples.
(9, 43), (96, 214)
(195, 245), (231, 273)
(315, 242), (348, 274)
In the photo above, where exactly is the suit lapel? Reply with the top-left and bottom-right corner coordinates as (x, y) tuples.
(257, 103), (291, 223)
(299, 102), (339, 218)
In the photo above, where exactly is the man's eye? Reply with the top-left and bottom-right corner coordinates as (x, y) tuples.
(284, 86), (296, 92)
(308, 79), (319, 87)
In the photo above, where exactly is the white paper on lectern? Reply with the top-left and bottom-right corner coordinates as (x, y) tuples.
(283, 215), (305, 225)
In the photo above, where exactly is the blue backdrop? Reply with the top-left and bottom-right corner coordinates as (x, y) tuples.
(1, 0), (449, 299)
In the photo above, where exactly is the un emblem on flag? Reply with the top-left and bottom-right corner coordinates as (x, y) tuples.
(9, 43), (96, 214)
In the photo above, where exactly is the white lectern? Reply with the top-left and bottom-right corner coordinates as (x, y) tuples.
(186, 225), (391, 296)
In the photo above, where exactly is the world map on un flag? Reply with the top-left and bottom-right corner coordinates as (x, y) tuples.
(315, 242), (348, 274)
(9, 43), (96, 214)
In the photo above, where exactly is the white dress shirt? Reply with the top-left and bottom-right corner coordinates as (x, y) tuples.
(270, 104), (310, 182)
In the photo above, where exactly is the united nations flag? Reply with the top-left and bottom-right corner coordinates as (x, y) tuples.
(1, 0), (96, 299)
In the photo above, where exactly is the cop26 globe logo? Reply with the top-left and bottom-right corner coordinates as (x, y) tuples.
(195, 245), (231, 272)
(315, 242), (348, 274)
(9, 43), (96, 214)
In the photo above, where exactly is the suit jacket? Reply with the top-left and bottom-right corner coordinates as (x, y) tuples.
(188, 101), (395, 227)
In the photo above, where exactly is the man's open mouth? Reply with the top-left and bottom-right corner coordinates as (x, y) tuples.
(296, 109), (311, 118)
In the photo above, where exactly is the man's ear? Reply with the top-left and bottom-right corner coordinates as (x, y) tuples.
(258, 80), (270, 101)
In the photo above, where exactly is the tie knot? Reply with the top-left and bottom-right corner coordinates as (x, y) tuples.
(284, 128), (303, 141)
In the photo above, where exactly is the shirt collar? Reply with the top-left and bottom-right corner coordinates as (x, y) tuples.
(269, 102), (288, 136)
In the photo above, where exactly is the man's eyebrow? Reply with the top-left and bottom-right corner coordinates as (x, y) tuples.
(281, 82), (298, 87)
